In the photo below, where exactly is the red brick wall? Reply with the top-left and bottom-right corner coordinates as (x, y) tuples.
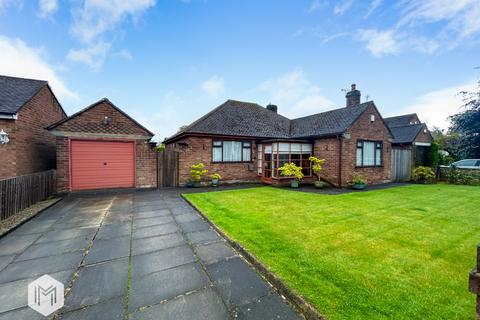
(341, 104), (392, 186)
(414, 127), (433, 144)
(313, 137), (340, 186)
(169, 137), (260, 185)
(52, 100), (151, 136)
(136, 141), (157, 188)
(0, 119), (17, 179)
(56, 136), (70, 193)
(0, 86), (65, 180)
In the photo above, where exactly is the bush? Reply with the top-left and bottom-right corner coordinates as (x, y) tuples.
(211, 173), (222, 180)
(445, 167), (480, 185)
(279, 163), (304, 181)
(309, 156), (326, 182)
(412, 166), (435, 183)
(351, 172), (367, 185)
(426, 142), (440, 168)
(190, 163), (208, 182)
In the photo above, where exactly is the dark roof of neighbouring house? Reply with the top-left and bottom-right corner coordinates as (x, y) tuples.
(47, 98), (154, 137)
(0, 75), (48, 115)
(165, 99), (380, 143)
(384, 113), (418, 128)
(389, 123), (426, 144)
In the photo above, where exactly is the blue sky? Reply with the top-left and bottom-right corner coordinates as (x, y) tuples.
(0, 0), (479, 140)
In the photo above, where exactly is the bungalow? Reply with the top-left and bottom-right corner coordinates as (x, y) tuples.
(164, 84), (394, 187)
(0, 75), (66, 180)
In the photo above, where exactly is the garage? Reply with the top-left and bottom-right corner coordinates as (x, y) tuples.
(71, 140), (135, 191)
(47, 98), (158, 192)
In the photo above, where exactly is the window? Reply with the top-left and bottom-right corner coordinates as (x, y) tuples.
(265, 142), (312, 178)
(356, 140), (382, 167)
(212, 140), (252, 162)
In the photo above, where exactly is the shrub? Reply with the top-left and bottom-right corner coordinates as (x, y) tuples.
(211, 173), (222, 180)
(412, 166), (435, 183)
(309, 156), (326, 181)
(279, 163), (304, 181)
(351, 172), (366, 185)
(190, 163), (208, 182)
(156, 143), (166, 152)
(426, 142), (440, 168)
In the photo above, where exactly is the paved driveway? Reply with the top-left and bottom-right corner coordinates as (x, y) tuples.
(0, 189), (301, 320)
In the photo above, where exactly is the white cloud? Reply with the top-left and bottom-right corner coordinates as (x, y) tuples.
(71, 0), (156, 44)
(0, 35), (77, 101)
(39, 0), (58, 18)
(259, 69), (334, 118)
(307, 0), (326, 14)
(202, 75), (225, 97)
(358, 29), (400, 57)
(397, 80), (477, 129)
(333, 0), (353, 15)
(365, 0), (382, 18)
(113, 49), (132, 60)
(67, 41), (111, 71)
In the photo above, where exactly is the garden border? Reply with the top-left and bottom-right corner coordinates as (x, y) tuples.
(182, 194), (325, 320)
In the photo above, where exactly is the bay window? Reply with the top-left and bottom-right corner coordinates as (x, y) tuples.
(356, 140), (382, 167)
(258, 142), (312, 178)
(212, 140), (252, 162)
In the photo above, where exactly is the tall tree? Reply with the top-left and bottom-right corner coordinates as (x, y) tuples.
(449, 79), (480, 158)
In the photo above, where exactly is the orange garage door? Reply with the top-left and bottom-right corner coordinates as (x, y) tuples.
(71, 140), (135, 191)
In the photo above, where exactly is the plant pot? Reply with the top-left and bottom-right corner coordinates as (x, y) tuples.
(352, 183), (366, 190)
(185, 180), (193, 188)
(211, 179), (219, 187)
(193, 180), (202, 188)
(314, 181), (325, 189)
(291, 180), (299, 188)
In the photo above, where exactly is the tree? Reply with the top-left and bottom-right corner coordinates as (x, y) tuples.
(430, 127), (463, 160)
(449, 79), (480, 158)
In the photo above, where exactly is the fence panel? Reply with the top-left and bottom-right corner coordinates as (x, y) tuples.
(0, 170), (56, 220)
(158, 150), (179, 187)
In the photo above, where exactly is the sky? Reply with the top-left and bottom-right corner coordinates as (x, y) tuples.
(0, 0), (479, 141)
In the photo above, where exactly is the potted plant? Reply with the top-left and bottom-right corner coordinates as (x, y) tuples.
(185, 179), (193, 188)
(351, 172), (367, 190)
(279, 162), (304, 188)
(190, 163), (208, 187)
(412, 166), (435, 184)
(309, 156), (326, 188)
(211, 173), (221, 187)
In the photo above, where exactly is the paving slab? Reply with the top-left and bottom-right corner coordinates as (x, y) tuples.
(0, 234), (40, 256)
(233, 293), (302, 320)
(0, 307), (47, 320)
(174, 213), (200, 223)
(133, 216), (174, 229)
(0, 255), (15, 272)
(206, 257), (271, 308)
(132, 223), (179, 239)
(0, 252), (83, 284)
(179, 220), (211, 233)
(11, 219), (58, 235)
(96, 223), (131, 239)
(132, 233), (186, 256)
(65, 258), (128, 310)
(36, 227), (97, 243)
(85, 236), (130, 265)
(134, 209), (172, 219)
(131, 245), (195, 278)
(195, 241), (236, 265)
(14, 237), (89, 262)
(130, 287), (228, 320)
(129, 262), (209, 310)
(185, 229), (222, 245)
(61, 297), (124, 320)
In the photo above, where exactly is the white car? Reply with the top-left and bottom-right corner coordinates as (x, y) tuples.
(451, 159), (480, 169)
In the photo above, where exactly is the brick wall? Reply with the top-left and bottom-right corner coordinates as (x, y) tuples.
(0, 85), (65, 180)
(0, 119), (17, 179)
(56, 136), (70, 193)
(136, 141), (158, 188)
(414, 127), (433, 144)
(170, 137), (260, 186)
(313, 137), (340, 186)
(341, 104), (392, 186)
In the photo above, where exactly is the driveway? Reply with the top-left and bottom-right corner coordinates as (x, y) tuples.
(0, 189), (301, 320)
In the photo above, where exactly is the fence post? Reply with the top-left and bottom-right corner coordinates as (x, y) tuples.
(469, 244), (480, 319)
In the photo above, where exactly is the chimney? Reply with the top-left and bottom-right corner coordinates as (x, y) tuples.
(266, 104), (278, 113)
(346, 84), (361, 107)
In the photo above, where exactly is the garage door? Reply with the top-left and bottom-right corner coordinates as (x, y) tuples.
(71, 140), (135, 191)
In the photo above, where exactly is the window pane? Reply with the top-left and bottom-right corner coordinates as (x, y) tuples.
(272, 143), (277, 152)
(291, 153), (301, 160)
(363, 142), (375, 166)
(243, 142), (251, 147)
(279, 154), (289, 161)
(213, 141), (222, 146)
(290, 143), (301, 152)
(243, 148), (251, 161)
(279, 143), (289, 152)
(223, 141), (242, 161)
(213, 147), (222, 162)
(356, 147), (362, 166)
(302, 144), (312, 152)
(375, 149), (382, 165)
(264, 145), (271, 153)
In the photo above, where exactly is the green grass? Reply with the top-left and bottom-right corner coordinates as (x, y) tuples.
(185, 184), (480, 320)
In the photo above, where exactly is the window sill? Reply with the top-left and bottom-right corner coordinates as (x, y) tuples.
(355, 165), (384, 168)
(211, 161), (254, 164)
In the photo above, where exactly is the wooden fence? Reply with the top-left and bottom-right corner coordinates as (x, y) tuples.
(0, 170), (56, 220)
(158, 149), (179, 187)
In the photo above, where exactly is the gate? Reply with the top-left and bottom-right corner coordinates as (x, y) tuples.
(158, 149), (179, 187)
(391, 147), (412, 181)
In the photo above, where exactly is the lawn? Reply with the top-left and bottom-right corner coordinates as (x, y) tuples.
(185, 184), (480, 320)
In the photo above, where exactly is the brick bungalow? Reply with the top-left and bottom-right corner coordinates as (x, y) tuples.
(47, 98), (157, 193)
(0, 75), (67, 180)
(164, 85), (394, 187)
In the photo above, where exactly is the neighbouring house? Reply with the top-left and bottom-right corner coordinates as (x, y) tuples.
(47, 98), (157, 192)
(164, 84), (394, 187)
(0, 75), (67, 180)
(384, 113), (433, 181)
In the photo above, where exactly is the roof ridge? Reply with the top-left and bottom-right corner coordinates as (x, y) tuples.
(0, 74), (48, 83)
(291, 101), (371, 121)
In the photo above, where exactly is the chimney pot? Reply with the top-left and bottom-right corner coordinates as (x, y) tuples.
(346, 84), (361, 107)
(266, 104), (278, 113)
